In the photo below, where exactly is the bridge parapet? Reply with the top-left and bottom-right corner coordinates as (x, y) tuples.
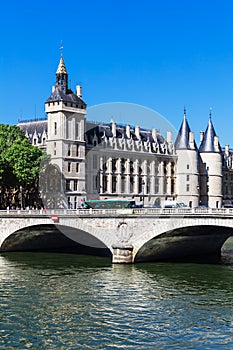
(1, 207), (233, 217)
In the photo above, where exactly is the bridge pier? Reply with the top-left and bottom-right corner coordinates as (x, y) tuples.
(112, 244), (134, 263)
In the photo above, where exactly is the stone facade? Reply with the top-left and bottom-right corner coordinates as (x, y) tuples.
(18, 56), (233, 209)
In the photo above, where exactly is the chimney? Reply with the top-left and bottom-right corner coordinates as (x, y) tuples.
(166, 131), (172, 143)
(126, 124), (131, 138)
(189, 131), (195, 149)
(135, 125), (140, 140)
(111, 119), (116, 137)
(152, 128), (157, 141)
(76, 85), (82, 98)
(214, 136), (219, 150)
(200, 131), (204, 144)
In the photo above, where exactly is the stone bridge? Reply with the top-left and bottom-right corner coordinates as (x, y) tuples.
(0, 207), (233, 263)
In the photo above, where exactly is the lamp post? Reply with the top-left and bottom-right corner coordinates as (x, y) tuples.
(141, 181), (145, 207)
(20, 186), (23, 209)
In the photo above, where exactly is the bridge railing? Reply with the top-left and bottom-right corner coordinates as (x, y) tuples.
(1, 207), (233, 217)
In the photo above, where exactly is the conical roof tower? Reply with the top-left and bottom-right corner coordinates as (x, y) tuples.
(199, 112), (221, 153)
(174, 109), (199, 208)
(199, 111), (222, 208)
(175, 109), (192, 150)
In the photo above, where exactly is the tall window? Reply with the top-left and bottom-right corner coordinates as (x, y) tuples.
(68, 144), (71, 156)
(74, 196), (77, 209)
(68, 162), (71, 172)
(54, 142), (56, 156)
(186, 184), (190, 192)
(155, 178), (159, 194)
(54, 122), (57, 135)
(66, 180), (70, 191)
(76, 163), (79, 173)
(76, 122), (79, 139)
(74, 179), (78, 191)
(76, 145), (79, 157)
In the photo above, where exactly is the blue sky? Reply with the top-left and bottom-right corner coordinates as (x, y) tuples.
(1, 0), (233, 145)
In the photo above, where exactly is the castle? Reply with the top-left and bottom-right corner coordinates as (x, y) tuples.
(18, 55), (233, 209)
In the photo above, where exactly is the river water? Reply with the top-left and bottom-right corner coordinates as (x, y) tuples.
(0, 239), (233, 349)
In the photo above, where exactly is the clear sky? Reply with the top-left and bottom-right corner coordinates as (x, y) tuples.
(1, 0), (233, 145)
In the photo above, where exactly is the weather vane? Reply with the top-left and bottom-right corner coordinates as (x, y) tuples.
(60, 41), (64, 58)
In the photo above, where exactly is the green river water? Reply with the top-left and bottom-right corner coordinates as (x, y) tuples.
(0, 238), (233, 349)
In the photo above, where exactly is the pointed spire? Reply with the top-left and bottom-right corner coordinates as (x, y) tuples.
(56, 43), (68, 91)
(199, 112), (221, 153)
(60, 40), (64, 58)
(56, 57), (68, 75)
(174, 108), (191, 150)
(184, 106), (186, 118)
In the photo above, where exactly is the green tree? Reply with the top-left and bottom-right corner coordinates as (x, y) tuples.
(0, 124), (48, 209)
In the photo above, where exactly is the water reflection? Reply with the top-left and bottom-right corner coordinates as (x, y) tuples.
(0, 251), (233, 349)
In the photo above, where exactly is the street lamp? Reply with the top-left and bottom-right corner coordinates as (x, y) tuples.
(20, 186), (23, 209)
(141, 181), (145, 207)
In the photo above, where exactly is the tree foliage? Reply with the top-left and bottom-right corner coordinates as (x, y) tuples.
(0, 124), (48, 209)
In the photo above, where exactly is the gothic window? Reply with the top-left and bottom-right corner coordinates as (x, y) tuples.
(112, 159), (117, 172)
(112, 176), (117, 193)
(68, 162), (71, 172)
(187, 175), (190, 181)
(130, 176), (134, 193)
(103, 175), (107, 192)
(171, 179), (175, 194)
(121, 158), (126, 173)
(121, 176), (125, 193)
(76, 145), (79, 157)
(76, 163), (79, 173)
(186, 184), (190, 192)
(187, 164), (189, 169)
(54, 122), (57, 135)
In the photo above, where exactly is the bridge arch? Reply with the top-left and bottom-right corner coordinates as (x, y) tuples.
(1, 223), (112, 257)
(134, 224), (233, 263)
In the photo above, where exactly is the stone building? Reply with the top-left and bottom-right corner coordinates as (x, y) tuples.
(18, 55), (232, 209)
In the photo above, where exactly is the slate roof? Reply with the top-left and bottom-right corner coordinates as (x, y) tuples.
(46, 86), (86, 107)
(18, 119), (48, 143)
(199, 117), (221, 153)
(85, 122), (166, 146)
(174, 114), (192, 150)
